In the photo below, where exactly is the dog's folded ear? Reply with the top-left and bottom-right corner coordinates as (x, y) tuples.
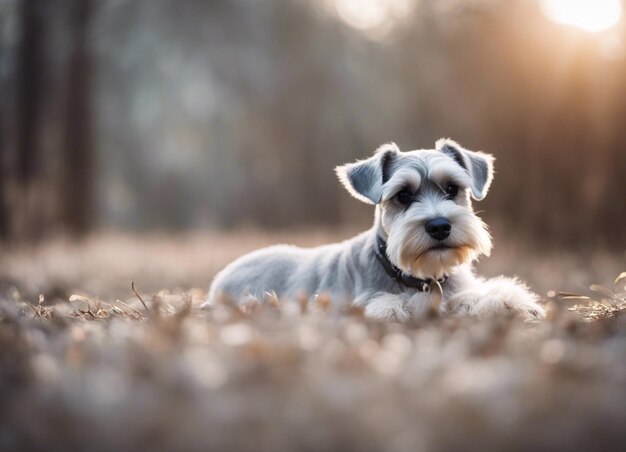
(436, 139), (494, 200)
(335, 143), (399, 204)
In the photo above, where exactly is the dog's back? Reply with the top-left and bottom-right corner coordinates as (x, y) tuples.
(208, 232), (375, 304)
(209, 242), (343, 302)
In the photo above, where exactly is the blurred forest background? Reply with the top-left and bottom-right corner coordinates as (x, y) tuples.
(4, 4), (626, 450)
(1, 0), (625, 248)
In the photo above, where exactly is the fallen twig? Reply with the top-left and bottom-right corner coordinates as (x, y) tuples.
(131, 281), (150, 315)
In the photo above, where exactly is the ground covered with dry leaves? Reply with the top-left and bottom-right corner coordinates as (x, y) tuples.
(1, 231), (625, 451)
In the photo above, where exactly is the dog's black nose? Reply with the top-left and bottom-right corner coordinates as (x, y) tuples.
(425, 217), (451, 241)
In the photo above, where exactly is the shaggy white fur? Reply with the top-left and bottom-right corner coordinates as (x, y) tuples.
(208, 139), (546, 322)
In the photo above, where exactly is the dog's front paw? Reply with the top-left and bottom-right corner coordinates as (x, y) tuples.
(473, 294), (546, 320)
(362, 294), (410, 322)
(446, 277), (546, 321)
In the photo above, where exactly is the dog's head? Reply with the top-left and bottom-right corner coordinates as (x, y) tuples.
(336, 139), (494, 279)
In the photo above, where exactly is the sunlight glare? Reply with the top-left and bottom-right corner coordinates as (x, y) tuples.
(322, 0), (416, 39)
(541, 0), (623, 32)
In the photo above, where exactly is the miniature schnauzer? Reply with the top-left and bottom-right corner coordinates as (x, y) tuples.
(208, 139), (546, 321)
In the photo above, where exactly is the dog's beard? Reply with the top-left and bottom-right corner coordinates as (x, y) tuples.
(385, 208), (492, 279)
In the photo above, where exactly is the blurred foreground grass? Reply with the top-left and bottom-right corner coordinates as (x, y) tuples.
(0, 230), (625, 451)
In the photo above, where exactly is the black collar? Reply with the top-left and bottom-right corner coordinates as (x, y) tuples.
(374, 235), (447, 292)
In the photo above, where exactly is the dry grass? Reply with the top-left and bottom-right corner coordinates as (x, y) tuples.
(0, 230), (625, 451)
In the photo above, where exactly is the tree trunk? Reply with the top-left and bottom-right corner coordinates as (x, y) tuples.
(16, 0), (46, 240)
(0, 109), (7, 241)
(61, 0), (95, 236)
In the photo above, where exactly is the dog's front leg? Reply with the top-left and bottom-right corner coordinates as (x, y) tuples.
(445, 272), (546, 320)
(355, 292), (432, 321)
(356, 293), (409, 321)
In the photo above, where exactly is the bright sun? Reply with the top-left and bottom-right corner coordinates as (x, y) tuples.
(320, 0), (415, 39)
(541, 0), (623, 32)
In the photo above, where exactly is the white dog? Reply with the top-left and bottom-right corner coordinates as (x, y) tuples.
(207, 139), (545, 321)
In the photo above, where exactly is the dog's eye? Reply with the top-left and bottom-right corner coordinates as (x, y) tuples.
(445, 183), (459, 198)
(395, 189), (413, 206)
